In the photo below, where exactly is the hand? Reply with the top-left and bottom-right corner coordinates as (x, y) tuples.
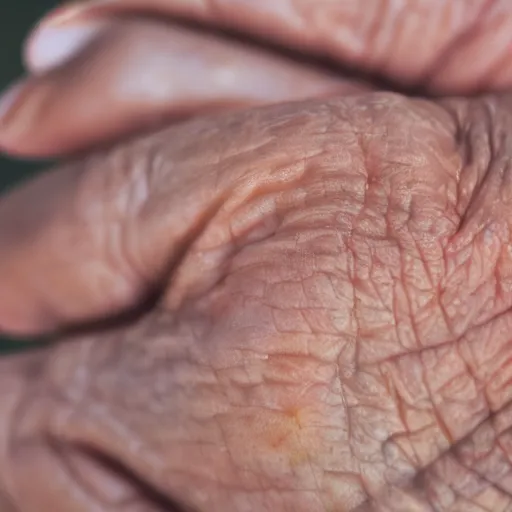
(0, 90), (512, 511)
(2, 2), (512, 511)
(1, 0), (512, 156)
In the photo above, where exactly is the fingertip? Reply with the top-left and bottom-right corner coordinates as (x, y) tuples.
(0, 79), (40, 157)
(0, 76), (79, 159)
(22, 2), (109, 75)
(23, 20), (108, 76)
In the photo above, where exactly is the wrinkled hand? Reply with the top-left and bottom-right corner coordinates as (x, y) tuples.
(2, 2), (512, 511)
(1, 90), (512, 510)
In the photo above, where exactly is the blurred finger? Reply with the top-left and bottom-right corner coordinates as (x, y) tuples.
(34, 0), (512, 93)
(0, 17), (360, 158)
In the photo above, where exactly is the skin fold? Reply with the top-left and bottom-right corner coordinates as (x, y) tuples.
(3, 1), (512, 511)
(2, 92), (512, 511)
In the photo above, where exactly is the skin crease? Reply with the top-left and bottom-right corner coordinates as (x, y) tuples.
(5, 1), (512, 511)
(2, 92), (512, 511)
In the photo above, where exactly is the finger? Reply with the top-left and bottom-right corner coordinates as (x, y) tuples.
(32, 0), (512, 93)
(0, 99), (311, 335)
(0, 17), (362, 158)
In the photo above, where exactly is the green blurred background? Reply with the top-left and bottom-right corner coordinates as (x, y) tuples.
(0, 1), (57, 351)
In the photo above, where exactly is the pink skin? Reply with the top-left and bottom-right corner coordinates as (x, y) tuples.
(1, 92), (512, 511)
(3, 0), (512, 157)
(2, 2), (512, 511)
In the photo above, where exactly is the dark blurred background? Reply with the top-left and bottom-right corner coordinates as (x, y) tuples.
(0, 1), (57, 351)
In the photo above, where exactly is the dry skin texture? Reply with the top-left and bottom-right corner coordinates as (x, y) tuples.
(3, 92), (512, 511)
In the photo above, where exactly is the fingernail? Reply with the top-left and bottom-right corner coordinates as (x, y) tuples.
(0, 81), (26, 127)
(25, 17), (106, 74)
